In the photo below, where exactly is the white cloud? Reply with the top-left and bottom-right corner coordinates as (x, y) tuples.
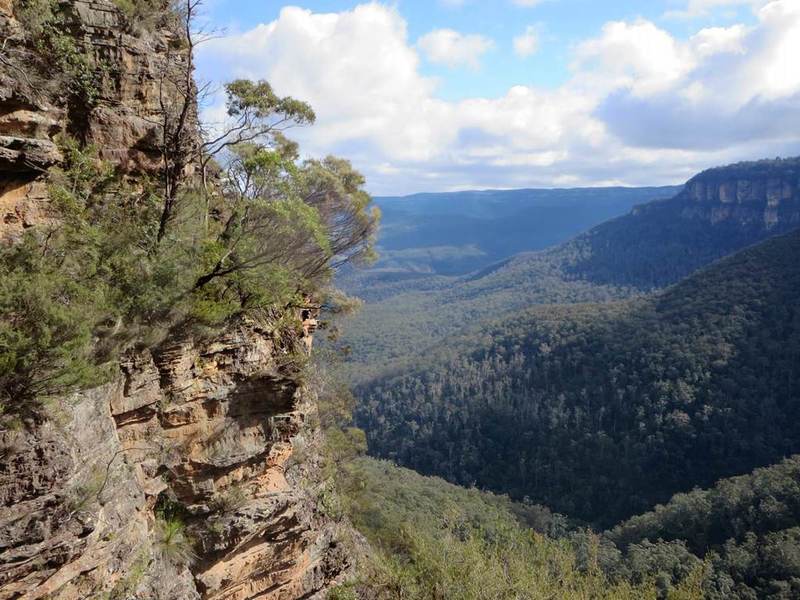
(197, 0), (800, 195)
(573, 20), (691, 96)
(513, 26), (540, 57)
(512, 0), (547, 6)
(593, 0), (800, 148)
(418, 29), (494, 70)
(665, 0), (771, 19)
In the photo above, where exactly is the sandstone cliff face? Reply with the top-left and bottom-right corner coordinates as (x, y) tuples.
(678, 158), (800, 229)
(0, 2), (353, 598)
(0, 0), (175, 239)
(0, 317), (352, 600)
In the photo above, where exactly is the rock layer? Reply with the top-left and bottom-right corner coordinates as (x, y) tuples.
(0, 0), (179, 240)
(0, 318), (352, 599)
(679, 158), (800, 229)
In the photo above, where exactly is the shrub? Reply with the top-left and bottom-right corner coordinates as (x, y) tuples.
(153, 517), (196, 566)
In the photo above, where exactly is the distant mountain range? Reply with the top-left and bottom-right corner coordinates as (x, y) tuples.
(340, 186), (681, 301)
(338, 157), (800, 382)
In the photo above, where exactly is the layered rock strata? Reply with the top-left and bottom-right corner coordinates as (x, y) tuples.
(679, 158), (800, 229)
(0, 0), (180, 239)
(0, 319), (352, 599)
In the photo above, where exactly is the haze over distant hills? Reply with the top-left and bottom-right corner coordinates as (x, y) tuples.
(340, 186), (681, 301)
(338, 157), (800, 382)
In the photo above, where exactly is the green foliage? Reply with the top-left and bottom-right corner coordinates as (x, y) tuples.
(40, 24), (104, 105)
(224, 80), (316, 126)
(153, 516), (195, 566)
(0, 76), (379, 411)
(598, 456), (800, 599)
(153, 496), (195, 566)
(0, 233), (109, 408)
(326, 583), (359, 600)
(15, 0), (106, 104)
(13, 0), (56, 39)
(356, 230), (800, 527)
(111, 0), (167, 23)
(338, 458), (702, 600)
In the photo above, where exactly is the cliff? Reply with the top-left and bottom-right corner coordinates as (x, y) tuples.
(0, 2), (354, 598)
(677, 157), (800, 229)
(1, 317), (353, 600)
(0, 0), (174, 239)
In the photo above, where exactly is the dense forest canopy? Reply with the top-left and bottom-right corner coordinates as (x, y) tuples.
(356, 228), (800, 526)
(333, 454), (800, 599)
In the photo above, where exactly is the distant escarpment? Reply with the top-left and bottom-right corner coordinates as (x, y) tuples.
(560, 156), (800, 290)
(679, 157), (800, 228)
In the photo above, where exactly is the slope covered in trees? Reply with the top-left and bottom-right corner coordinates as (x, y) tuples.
(600, 456), (800, 599)
(339, 157), (800, 383)
(355, 228), (800, 526)
(330, 456), (704, 599)
(333, 454), (800, 599)
(340, 185), (679, 300)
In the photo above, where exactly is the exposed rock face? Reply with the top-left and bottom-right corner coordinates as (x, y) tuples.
(0, 0), (179, 240)
(0, 2), (354, 598)
(0, 319), (352, 599)
(678, 157), (800, 229)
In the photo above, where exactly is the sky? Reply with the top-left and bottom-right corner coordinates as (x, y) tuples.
(195, 0), (800, 195)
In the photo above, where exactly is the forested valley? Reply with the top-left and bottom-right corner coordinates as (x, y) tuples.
(356, 228), (800, 525)
(328, 157), (800, 598)
(2, 0), (800, 598)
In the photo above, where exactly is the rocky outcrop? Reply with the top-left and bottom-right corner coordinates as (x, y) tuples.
(678, 157), (800, 229)
(0, 0), (182, 240)
(0, 2), (355, 598)
(0, 317), (353, 599)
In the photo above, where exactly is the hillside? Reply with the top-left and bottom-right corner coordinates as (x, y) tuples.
(339, 157), (800, 383)
(602, 455), (800, 599)
(331, 456), (696, 599)
(342, 186), (680, 300)
(355, 228), (800, 526)
(335, 454), (800, 599)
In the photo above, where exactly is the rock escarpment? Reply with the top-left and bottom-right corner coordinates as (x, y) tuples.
(0, 2), (354, 598)
(1, 317), (352, 600)
(0, 0), (179, 239)
(678, 157), (800, 229)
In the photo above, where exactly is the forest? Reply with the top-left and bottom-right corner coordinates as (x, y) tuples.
(3, 1), (800, 598)
(355, 229), (800, 526)
(337, 159), (800, 384)
(329, 453), (800, 599)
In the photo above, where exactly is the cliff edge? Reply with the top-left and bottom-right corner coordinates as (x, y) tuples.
(0, 2), (355, 598)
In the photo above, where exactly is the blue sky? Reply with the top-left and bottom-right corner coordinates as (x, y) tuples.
(197, 0), (799, 194)
(202, 0), (757, 98)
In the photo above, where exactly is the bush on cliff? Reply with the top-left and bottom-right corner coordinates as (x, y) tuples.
(0, 82), (379, 416)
